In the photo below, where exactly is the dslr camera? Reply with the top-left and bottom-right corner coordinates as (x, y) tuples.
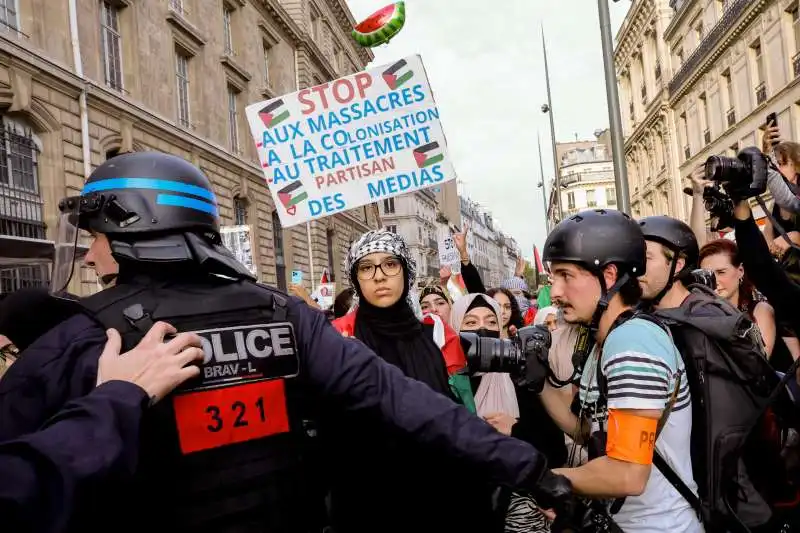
(459, 325), (552, 393)
(705, 146), (769, 200)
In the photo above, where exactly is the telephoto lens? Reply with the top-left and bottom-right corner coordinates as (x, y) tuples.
(459, 333), (523, 374)
(459, 325), (552, 392)
(705, 155), (750, 183)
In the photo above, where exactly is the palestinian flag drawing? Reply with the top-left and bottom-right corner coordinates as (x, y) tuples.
(258, 99), (290, 129)
(382, 59), (413, 90)
(277, 181), (307, 216)
(413, 141), (444, 168)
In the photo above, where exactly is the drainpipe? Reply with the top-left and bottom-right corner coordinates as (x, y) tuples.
(295, 46), (316, 290)
(68, 0), (92, 180)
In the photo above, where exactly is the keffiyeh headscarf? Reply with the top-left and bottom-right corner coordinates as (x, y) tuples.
(345, 229), (422, 318)
(500, 276), (531, 313)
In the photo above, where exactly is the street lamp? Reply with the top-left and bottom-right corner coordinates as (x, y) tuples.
(598, 0), (631, 214)
(541, 27), (563, 223)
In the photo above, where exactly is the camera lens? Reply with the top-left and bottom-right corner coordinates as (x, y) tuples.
(459, 333), (522, 374)
(705, 155), (749, 183)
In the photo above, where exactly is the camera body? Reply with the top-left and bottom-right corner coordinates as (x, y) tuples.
(705, 146), (769, 200)
(459, 325), (552, 393)
(684, 268), (716, 290)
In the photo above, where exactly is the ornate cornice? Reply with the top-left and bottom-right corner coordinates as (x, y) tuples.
(326, 0), (374, 66)
(615, 0), (654, 71)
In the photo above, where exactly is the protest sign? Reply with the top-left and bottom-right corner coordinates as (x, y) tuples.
(245, 55), (456, 227)
(220, 225), (256, 276)
(438, 236), (459, 265)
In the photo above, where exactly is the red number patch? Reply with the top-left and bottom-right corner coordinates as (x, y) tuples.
(173, 380), (290, 454)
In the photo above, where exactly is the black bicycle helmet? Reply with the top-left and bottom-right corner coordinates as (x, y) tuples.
(639, 216), (699, 272)
(543, 209), (645, 277)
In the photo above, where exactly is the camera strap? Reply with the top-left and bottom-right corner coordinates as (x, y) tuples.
(596, 310), (681, 516)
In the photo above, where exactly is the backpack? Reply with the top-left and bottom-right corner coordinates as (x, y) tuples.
(654, 285), (800, 532)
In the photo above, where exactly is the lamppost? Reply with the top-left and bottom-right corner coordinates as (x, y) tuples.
(536, 131), (550, 233)
(541, 27), (563, 222)
(599, 0), (631, 213)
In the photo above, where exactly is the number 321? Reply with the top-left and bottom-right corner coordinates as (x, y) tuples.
(205, 397), (267, 432)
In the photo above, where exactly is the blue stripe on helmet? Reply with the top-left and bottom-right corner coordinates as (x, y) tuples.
(156, 194), (219, 216)
(82, 178), (216, 202)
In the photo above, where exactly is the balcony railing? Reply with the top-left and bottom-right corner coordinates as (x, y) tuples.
(755, 83), (767, 105)
(726, 107), (736, 128)
(794, 52), (800, 79)
(668, 0), (749, 95)
(684, 145), (691, 160)
(704, 129), (711, 145)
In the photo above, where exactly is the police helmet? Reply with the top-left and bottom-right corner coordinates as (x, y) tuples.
(639, 216), (699, 272)
(62, 151), (219, 237)
(543, 209), (646, 277)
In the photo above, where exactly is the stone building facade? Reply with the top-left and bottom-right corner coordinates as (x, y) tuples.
(615, 0), (684, 221)
(0, 0), (379, 296)
(667, 0), (800, 223)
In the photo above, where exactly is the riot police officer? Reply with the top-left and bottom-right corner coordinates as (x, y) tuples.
(0, 151), (573, 533)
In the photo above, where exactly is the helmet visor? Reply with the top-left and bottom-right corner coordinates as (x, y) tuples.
(50, 198), (82, 294)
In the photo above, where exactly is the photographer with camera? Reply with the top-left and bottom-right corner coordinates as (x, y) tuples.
(534, 209), (701, 533)
(452, 293), (567, 533)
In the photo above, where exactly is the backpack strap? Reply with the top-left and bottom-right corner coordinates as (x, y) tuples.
(653, 451), (706, 519)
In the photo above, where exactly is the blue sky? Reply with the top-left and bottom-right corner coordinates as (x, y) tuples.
(345, 0), (631, 256)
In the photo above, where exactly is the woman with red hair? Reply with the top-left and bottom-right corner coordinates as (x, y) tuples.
(699, 239), (777, 357)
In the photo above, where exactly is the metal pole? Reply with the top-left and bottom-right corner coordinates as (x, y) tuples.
(537, 132), (549, 233)
(542, 27), (563, 221)
(598, 0), (631, 214)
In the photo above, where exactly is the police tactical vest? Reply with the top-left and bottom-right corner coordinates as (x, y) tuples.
(81, 276), (327, 533)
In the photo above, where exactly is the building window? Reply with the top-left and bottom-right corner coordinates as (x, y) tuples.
(606, 187), (617, 206)
(222, 5), (234, 55)
(586, 189), (597, 207)
(105, 148), (120, 160)
(233, 195), (247, 225)
(0, 120), (47, 291)
(175, 49), (191, 128)
(699, 93), (710, 144)
(792, 4), (800, 53)
(383, 197), (395, 214)
(262, 42), (272, 85)
(0, 0), (18, 31)
(100, 1), (124, 91)
(272, 210), (286, 292)
(386, 224), (397, 234)
(326, 228), (336, 282)
(332, 43), (341, 72)
(566, 191), (576, 210)
(310, 5), (321, 42)
(751, 39), (767, 103)
(675, 47), (684, 66)
(169, 0), (184, 14)
(227, 85), (239, 152)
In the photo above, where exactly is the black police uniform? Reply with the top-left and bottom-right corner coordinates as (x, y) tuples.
(0, 152), (569, 533)
(1, 381), (149, 533)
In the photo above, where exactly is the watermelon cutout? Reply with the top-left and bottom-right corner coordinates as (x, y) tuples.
(352, 2), (406, 48)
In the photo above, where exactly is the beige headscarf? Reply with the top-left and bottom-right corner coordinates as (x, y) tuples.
(449, 293), (519, 418)
(448, 293), (502, 332)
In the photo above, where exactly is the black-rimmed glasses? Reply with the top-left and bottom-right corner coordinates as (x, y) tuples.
(355, 256), (403, 280)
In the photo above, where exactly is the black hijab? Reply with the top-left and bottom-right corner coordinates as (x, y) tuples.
(347, 230), (451, 396)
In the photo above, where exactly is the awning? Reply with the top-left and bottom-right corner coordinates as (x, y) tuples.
(0, 235), (89, 266)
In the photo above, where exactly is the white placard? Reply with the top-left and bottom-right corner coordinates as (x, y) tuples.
(220, 225), (256, 276)
(245, 55), (456, 227)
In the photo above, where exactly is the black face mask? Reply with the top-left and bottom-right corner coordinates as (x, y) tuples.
(473, 327), (500, 339)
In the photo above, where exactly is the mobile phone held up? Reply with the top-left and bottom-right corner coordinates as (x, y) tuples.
(766, 112), (779, 148)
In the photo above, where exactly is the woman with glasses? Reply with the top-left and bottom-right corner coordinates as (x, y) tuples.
(327, 229), (500, 533)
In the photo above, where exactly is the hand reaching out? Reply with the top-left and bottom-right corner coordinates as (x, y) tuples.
(97, 322), (204, 405)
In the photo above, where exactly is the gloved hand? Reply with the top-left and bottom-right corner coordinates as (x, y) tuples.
(532, 470), (576, 532)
